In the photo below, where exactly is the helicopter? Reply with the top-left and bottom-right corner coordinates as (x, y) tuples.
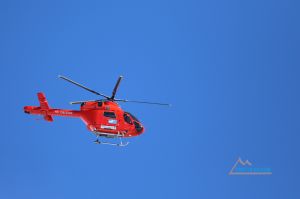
(24, 75), (170, 146)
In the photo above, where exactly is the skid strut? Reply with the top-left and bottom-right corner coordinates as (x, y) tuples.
(94, 132), (129, 147)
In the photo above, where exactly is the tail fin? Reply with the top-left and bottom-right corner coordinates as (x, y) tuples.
(24, 92), (81, 121)
(43, 114), (53, 122)
(24, 92), (54, 122)
(37, 92), (50, 110)
(37, 92), (53, 122)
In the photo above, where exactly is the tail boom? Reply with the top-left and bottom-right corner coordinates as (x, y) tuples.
(24, 92), (81, 121)
(24, 106), (81, 117)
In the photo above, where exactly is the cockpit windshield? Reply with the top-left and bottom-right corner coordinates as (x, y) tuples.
(126, 112), (140, 122)
(134, 121), (143, 133)
(124, 112), (143, 133)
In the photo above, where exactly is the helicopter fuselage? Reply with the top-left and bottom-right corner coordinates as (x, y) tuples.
(24, 93), (144, 138)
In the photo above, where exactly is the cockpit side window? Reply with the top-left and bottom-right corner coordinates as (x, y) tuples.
(104, 111), (116, 118)
(123, 113), (132, 124)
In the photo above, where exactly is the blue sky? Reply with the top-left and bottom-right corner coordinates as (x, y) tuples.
(0, 0), (299, 198)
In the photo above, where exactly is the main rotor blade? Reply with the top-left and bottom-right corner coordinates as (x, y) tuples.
(69, 100), (101, 105)
(111, 76), (123, 100)
(58, 75), (109, 99)
(115, 99), (171, 106)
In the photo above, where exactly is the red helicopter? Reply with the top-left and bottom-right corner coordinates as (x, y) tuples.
(24, 75), (170, 146)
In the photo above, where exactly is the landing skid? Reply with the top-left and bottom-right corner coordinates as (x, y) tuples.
(94, 137), (129, 147)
